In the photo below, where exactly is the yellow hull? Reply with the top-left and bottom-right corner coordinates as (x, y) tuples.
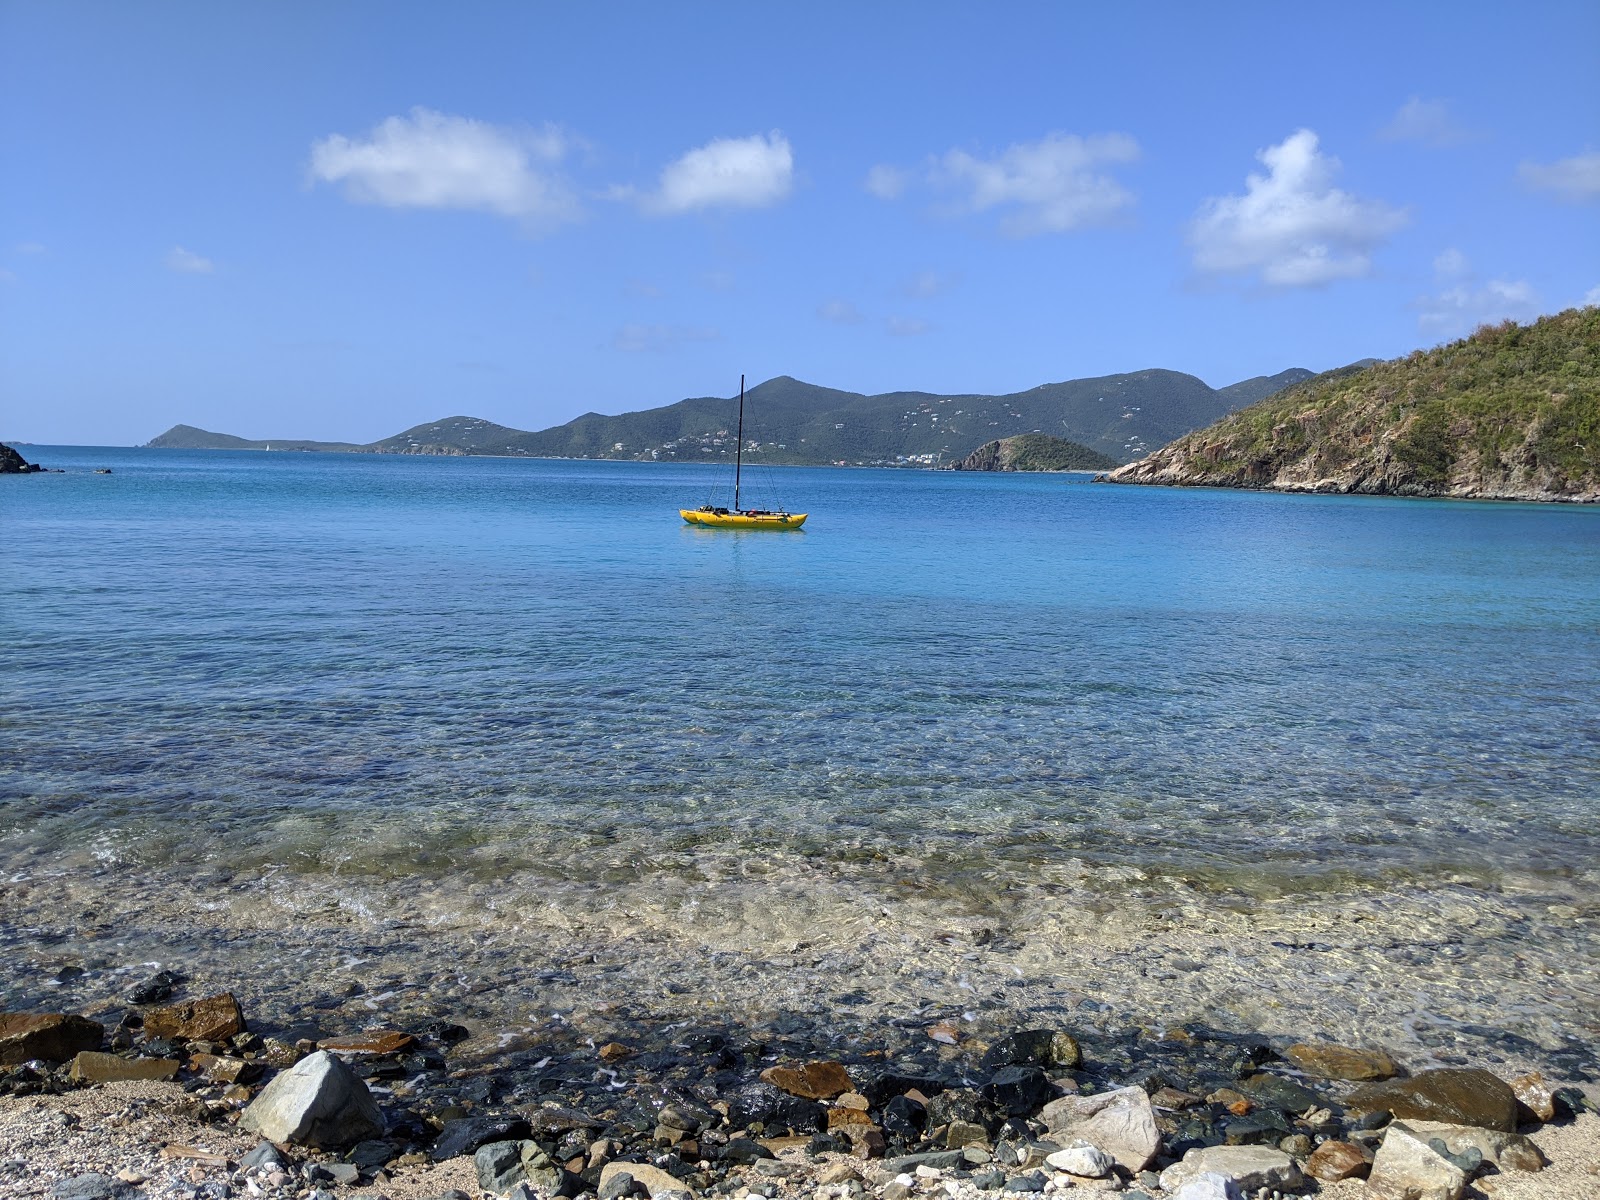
(681, 508), (807, 530)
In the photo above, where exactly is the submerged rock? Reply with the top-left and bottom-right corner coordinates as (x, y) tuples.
(142, 992), (245, 1043)
(759, 1060), (854, 1100)
(238, 1049), (384, 1147)
(1283, 1041), (1399, 1081)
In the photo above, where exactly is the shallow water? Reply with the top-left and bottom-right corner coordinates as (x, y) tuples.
(3, 448), (1598, 1069)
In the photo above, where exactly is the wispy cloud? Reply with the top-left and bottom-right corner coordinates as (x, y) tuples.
(1585, 284), (1600, 306)
(309, 107), (580, 228)
(625, 132), (794, 215)
(887, 316), (931, 337)
(931, 132), (1140, 236)
(1519, 150), (1600, 202)
(902, 269), (956, 298)
(864, 164), (908, 200)
(818, 299), (865, 324)
(1416, 249), (1539, 336)
(613, 323), (720, 353)
(1189, 129), (1407, 287)
(1378, 96), (1469, 146)
(166, 246), (215, 274)
(15, 241), (45, 255)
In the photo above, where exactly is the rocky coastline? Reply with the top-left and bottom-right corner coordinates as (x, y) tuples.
(3, 974), (1597, 1200)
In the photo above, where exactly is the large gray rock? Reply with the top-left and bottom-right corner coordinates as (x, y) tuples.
(238, 1049), (384, 1147)
(599, 1162), (697, 1199)
(1039, 1086), (1160, 1173)
(1158, 1146), (1304, 1195)
(1401, 1120), (1546, 1173)
(1367, 1124), (1471, 1200)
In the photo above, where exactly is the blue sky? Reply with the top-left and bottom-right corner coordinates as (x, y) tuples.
(3, 1), (1597, 445)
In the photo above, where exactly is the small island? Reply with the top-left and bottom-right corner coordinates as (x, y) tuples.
(947, 433), (1117, 472)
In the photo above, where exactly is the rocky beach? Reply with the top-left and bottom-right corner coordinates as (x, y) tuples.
(2, 855), (1598, 1200)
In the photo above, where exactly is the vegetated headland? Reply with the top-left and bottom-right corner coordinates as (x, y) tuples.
(144, 367), (1316, 468)
(1104, 308), (1599, 502)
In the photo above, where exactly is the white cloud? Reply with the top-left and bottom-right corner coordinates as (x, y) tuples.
(1189, 129), (1407, 287)
(1416, 251), (1539, 335)
(1379, 96), (1468, 146)
(902, 269), (956, 298)
(633, 132), (794, 215)
(865, 164), (908, 200)
(1583, 284), (1600, 306)
(309, 107), (579, 226)
(613, 323), (720, 353)
(931, 132), (1139, 236)
(166, 246), (214, 274)
(887, 316), (930, 337)
(818, 299), (865, 324)
(1433, 247), (1470, 278)
(15, 241), (45, 255)
(1519, 151), (1600, 202)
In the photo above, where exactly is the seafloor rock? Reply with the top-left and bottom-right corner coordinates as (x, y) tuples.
(1349, 1067), (1519, 1132)
(317, 1029), (416, 1055)
(68, 1051), (179, 1083)
(1158, 1145), (1304, 1194)
(142, 992), (245, 1043)
(760, 1060), (854, 1100)
(1039, 1085), (1161, 1173)
(1283, 1041), (1399, 1081)
(432, 1114), (535, 1161)
(238, 1049), (384, 1147)
(979, 1029), (1081, 1072)
(0, 1013), (103, 1065)
(1367, 1124), (1471, 1200)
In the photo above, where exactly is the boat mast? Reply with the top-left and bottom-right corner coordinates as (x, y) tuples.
(734, 374), (744, 512)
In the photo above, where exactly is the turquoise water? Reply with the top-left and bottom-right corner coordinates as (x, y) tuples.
(4, 446), (1599, 904)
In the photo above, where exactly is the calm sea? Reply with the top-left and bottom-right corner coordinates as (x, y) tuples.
(4, 445), (1599, 906)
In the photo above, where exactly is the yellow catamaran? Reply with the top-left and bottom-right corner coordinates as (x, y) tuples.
(680, 375), (807, 530)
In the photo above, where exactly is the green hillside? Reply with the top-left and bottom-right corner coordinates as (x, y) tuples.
(146, 424), (362, 452)
(144, 365), (1315, 467)
(1106, 309), (1600, 502)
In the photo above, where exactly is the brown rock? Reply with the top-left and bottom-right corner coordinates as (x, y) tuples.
(826, 1108), (875, 1130)
(69, 1051), (180, 1083)
(143, 993), (245, 1043)
(1307, 1139), (1373, 1182)
(597, 1042), (631, 1062)
(599, 1162), (696, 1199)
(1510, 1071), (1557, 1123)
(188, 1052), (262, 1084)
(851, 1127), (887, 1159)
(925, 1021), (963, 1046)
(316, 1029), (416, 1055)
(0, 1013), (104, 1064)
(760, 1060), (854, 1100)
(1349, 1068), (1519, 1133)
(1284, 1041), (1399, 1082)
(1150, 1087), (1202, 1110)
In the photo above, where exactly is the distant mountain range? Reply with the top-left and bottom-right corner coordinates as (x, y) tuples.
(1106, 309), (1599, 502)
(147, 366), (1319, 467)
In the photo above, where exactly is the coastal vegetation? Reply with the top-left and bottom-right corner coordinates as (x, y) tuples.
(1106, 309), (1599, 502)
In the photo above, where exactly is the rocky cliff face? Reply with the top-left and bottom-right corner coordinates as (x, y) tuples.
(1104, 309), (1599, 503)
(1, 444), (41, 473)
